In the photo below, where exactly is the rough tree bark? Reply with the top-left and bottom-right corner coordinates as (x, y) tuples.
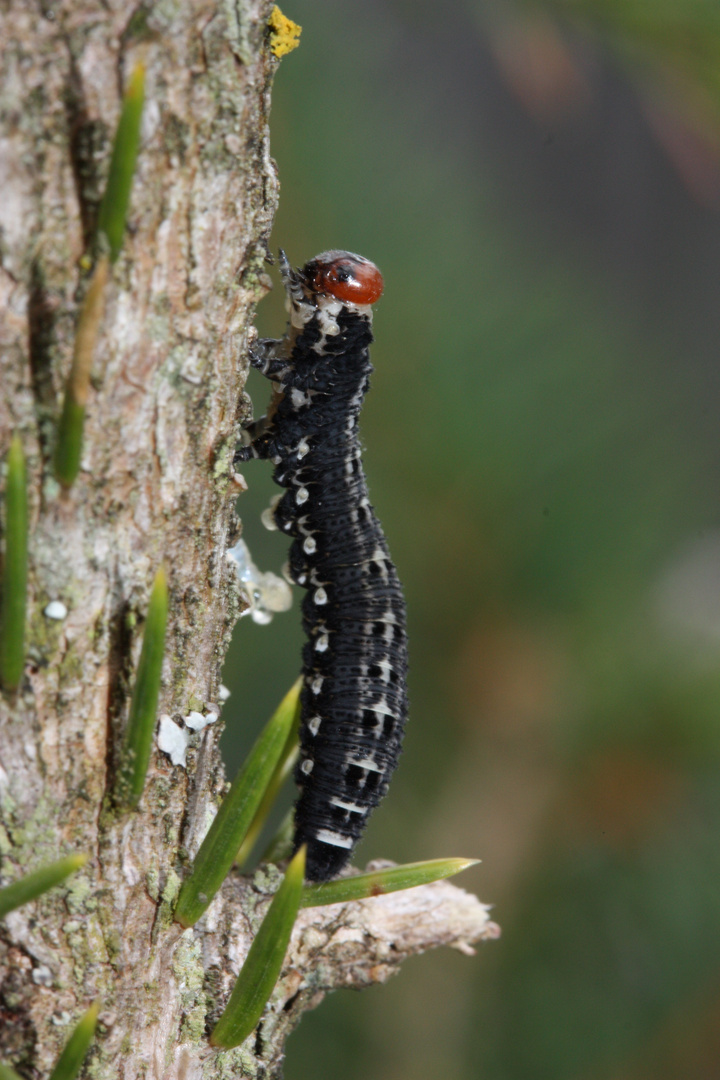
(0, 2), (496, 1077)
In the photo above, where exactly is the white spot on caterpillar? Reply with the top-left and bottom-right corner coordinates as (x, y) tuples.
(296, 438), (310, 457)
(353, 756), (383, 772)
(373, 549), (389, 580)
(296, 487), (309, 505)
(363, 612), (397, 634)
(311, 675), (324, 694)
(315, 633), (329, 652)
(377, 659), (393, 683)
(271, 455), (282, 465)
(314, 587), (328, 605)
(290, 388), (312, 408)
(303, 536), (317, 554)
(261, 493), (283, 531)
(330, 796), (368, 814)
(366, 699), (394, 716)
(307, 715), (322, 736)
(315, 828), (353, 848)
(300, 758), (314, 775)
(310, 299), (344, 351)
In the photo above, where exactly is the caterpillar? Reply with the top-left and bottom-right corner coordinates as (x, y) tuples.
(235, 250), (408, 882)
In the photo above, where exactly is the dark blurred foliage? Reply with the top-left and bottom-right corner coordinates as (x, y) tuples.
(220, 1), (720, 1077)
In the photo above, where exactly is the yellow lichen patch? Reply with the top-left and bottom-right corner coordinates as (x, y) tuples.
(268, 5), (302, 58)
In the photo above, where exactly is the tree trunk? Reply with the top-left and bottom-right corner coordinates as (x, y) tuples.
(0, 2), (496, 1077)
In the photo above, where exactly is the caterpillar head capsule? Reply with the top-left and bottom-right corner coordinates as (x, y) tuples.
(307, 251), (384, 306)
(278, 249), (384, 308)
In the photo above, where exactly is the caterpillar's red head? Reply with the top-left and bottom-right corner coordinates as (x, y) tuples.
(306, 251), (384, 306)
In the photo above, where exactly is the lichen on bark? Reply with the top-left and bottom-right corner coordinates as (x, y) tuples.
(0, 2), (495, 1077)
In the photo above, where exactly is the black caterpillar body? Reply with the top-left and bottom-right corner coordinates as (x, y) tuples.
(235, 250), (408, 881)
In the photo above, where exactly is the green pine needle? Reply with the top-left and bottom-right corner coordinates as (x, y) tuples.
(0, 435), (28, 691)
(174, 679), (301, 928)
(97, 63), (145, 263)
(210, 846), (306, 1050)
(48, 1002), (100, 1080)
(235, 692), (300, 868)
(300, 857), (480, 909)
(115, 568), (168, 810)
(53, 396), (86, 491)
(53, 257), (109, 490)
(0, 854), (89, 920)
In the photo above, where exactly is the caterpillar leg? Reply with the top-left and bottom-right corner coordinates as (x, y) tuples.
(249, 340), (293, 382)
(234, 427), (274, 463)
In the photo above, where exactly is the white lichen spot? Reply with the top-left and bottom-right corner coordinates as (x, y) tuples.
(32, 964), (53, 987)
(184, 710), (217, 732)
(226, 538), (293, 624)
(158, 715), (190, 767)
(218, 684), (231, 702)
(44, 600), (68, 620)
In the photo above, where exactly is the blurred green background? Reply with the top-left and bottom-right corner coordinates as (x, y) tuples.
(221, 2), (720, 1077)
